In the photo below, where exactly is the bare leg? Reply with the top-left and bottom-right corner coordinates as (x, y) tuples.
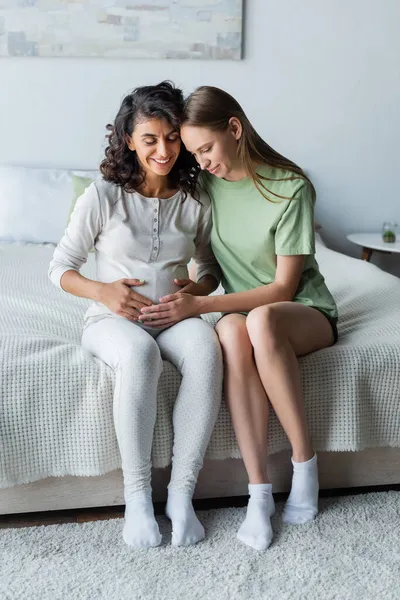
(245, 302), (335, 524)
(245, 302), (334, 462)
(216, 314), (271, 484)
(216, 314), (274, 550)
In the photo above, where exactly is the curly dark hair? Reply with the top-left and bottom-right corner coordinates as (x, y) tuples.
(100, 81), (200, 200)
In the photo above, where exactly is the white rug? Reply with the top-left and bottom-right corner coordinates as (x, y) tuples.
(1, 492), (399, 600)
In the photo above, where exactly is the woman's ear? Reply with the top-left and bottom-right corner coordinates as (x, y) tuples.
(126, 134), (135, 151)
(228, 117), (242, 141)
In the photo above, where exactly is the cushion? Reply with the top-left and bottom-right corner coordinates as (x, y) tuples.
(70, 174), (94, 222)
(0, 166), (74, 244)
(0, 166), (98, 244)
(70, 174), (96, 252)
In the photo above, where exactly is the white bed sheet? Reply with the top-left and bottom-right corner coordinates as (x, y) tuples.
(0, 240), (399, 488)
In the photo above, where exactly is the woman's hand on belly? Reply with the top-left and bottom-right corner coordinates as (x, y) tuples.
(174, 277), (217, 297)
(173, 278), (207, 295)
(98, 278), (153, 322)
(139, 291), (201, 327)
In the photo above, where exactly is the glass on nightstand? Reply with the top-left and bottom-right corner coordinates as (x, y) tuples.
(382, 222), (397, 243)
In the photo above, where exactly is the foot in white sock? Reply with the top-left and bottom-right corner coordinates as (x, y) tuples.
(123, 495), (162, 548)
(283, 453), (319, 525)
(237, 483), (275, 551)
(166, 491), (205, 546)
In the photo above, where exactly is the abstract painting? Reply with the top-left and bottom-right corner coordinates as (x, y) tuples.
(0, 1), (243, 60)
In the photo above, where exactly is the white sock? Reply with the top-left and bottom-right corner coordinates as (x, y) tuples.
(237, 483), (275, 551)
(165, 490), (205, 546)
(283, 453), (319, 525)
(123, 494), (162, 548)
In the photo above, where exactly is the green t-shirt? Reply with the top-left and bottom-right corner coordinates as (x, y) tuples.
(201, 166), (338, 320)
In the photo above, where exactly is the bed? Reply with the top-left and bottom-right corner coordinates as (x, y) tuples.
(0, 236), (399, 515)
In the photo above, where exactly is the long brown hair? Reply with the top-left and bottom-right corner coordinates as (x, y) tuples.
(183, 86), (315, 202)
(100, 81), (199, 200)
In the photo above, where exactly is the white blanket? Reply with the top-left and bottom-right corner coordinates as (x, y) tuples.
(1, 240), (399, 488)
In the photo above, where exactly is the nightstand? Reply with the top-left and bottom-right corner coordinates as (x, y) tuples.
(347, 233), (400, 262)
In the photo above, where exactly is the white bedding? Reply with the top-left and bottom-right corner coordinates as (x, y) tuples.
(1, 240), (399, 488)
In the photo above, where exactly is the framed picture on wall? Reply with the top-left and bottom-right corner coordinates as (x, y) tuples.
(0, 1), (243, 60)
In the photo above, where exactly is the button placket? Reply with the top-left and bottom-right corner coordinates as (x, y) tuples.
(151, 199), (160, 261)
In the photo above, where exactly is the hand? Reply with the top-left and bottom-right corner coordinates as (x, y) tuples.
(99, 278), (153, 322)
(139, 292), (201, 328)
(174, 277), (194, 293)
(174, 278), (213, 296)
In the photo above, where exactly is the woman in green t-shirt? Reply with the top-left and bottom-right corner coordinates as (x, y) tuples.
(139, 86), (338, 551)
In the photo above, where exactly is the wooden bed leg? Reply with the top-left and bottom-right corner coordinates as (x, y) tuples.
(361, 247), (373, 261)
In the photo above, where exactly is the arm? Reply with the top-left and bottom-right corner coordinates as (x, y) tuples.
(48, 183), (108, 301)
(193, 181), (314, 313)
(192, 195), (221, 290)
(60, 269), (105, 301)
(140, 181), (314, 324)
(60, 270), (151, 320)
(48, 182), (102, 293)
(176, 273), (219, 297)
(140, 254), (305, 326)
(192, 254), (305, 314)
(48, 183), (151, 319)
(173, 192), (221, 297)
(188, 260), (197, 282)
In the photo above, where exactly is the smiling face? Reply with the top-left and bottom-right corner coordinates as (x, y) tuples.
(181, 118), (242, 180)
(127, 117), (181, 178)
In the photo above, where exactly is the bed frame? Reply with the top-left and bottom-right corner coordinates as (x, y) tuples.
(1, 448), (399, 515)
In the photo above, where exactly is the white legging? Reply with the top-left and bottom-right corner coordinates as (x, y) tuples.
(81, 316), (223, 502)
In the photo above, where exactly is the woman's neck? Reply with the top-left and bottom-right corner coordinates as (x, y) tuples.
(223, 159), (263, 182)
(223, 167), (248, 182)
(138, 172), (178, 199)
(222, 156), (252, 182)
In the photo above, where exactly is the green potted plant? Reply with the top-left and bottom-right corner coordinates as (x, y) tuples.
(382, 222), (397, 243)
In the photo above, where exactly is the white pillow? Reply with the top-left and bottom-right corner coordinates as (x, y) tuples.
(0, 166), (98, 244)
(315, 231), (327, 247)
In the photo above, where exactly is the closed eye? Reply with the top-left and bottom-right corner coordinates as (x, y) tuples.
(143, 136), (179, 146)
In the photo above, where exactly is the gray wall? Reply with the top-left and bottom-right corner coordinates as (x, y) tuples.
(1, 0), (399, 273)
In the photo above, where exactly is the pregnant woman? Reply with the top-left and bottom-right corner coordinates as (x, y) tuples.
(49, 82), (223, 549)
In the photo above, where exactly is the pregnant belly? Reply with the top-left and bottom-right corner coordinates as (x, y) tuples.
(130, 265), (189, 304)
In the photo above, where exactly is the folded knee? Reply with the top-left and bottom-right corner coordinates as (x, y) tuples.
(117, 337), (162, 371)
(179, 320), (222, 361)
(246, 305), (282, 348)
(216, 316), (252, 353)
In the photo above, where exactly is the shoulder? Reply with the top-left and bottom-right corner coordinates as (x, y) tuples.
(93, 178), (122, 199)
(198, 170), (213, 193)
(291, 179), (314, 205)
(197, 186), (211, 211)
(258, 165), (310, 200)
(91, 179), (126, 214)
(184, 185), (211, 212)
(195, 176), (214, 214)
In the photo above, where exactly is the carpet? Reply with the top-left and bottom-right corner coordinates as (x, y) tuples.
(1, 492), (399, 600)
